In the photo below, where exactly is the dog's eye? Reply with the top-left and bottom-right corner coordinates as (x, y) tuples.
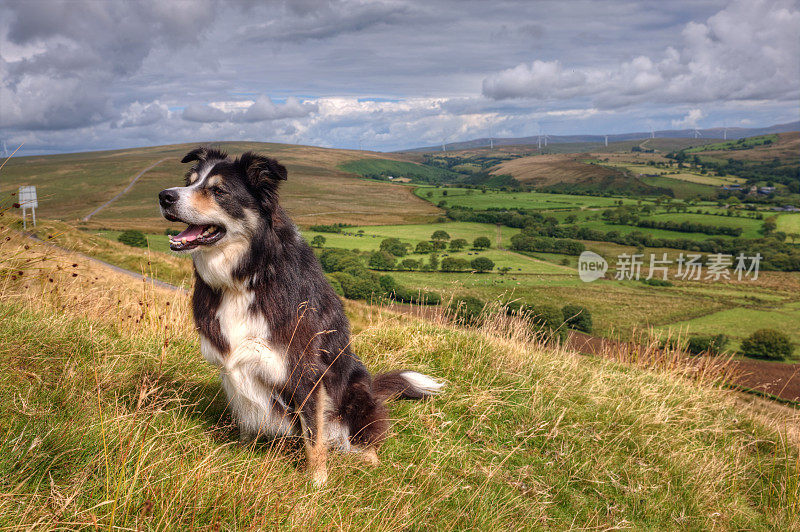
(211, 186), (227, 197)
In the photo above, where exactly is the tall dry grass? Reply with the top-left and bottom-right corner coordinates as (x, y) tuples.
(1, 219), (799, 529)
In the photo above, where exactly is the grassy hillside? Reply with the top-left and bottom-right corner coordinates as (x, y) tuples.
(0, 142), (439, 232)
(490, 154), (624, 186)
(1, 223), (799, 529)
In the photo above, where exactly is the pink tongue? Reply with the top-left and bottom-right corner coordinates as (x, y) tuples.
(175, 225), (206, 241)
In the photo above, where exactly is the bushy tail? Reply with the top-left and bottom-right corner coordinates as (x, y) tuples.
(373, 370), (445, 402)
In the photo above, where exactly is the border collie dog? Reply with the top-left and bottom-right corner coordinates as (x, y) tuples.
(159, 147), (442, 485)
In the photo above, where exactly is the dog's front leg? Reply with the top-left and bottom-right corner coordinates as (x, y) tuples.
(289, 370), (329, 486)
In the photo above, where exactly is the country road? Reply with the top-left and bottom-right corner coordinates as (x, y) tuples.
(82, 157), (170, 221)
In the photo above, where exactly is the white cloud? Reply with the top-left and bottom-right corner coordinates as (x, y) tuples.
(483, 0), (800, 109)
(181, 96), (318, 123)
(671, 109), (705, 128)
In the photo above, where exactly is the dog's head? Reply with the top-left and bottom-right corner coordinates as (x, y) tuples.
(159, 147), (287, 253)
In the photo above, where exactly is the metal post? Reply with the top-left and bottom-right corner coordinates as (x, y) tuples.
(22, 207), (26, 230)
(32, 206), (36, 226)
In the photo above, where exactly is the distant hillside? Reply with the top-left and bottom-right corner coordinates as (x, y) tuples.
(401, 121), (800, 153)
(0, 141), (439, 231)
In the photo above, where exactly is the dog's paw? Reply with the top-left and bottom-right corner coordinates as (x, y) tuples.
(359, 447), (380, 466)
(311, 467), (328, 487)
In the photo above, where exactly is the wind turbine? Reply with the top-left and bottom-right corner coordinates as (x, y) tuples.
(1, 141), (7, 158)
(723, 124), (728, 141)
(693, 128), (702, 139)
(604, 135), (608, 147)
(539, 125), (551, 148)
(489, 122), (494, 150)
(441, 133), (453, 152)
(649, 126), (655, 139)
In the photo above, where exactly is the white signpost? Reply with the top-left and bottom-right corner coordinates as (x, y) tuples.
(18, 186), (38, 229)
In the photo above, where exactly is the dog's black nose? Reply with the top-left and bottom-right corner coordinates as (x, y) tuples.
(159, 189), (178, 208)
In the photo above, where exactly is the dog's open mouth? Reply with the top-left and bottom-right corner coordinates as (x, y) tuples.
(169, 224), (226, 251)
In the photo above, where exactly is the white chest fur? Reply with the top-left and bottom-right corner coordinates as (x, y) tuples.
(198, 287), (294, 438)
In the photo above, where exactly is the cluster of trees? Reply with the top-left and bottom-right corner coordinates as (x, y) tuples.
(309, 223), (350, 233)
(440, 256), (495, 272)
(447, 296), (592, 338)
(634, 219), (743, 237)
(667, 146), (799, 191)
(447, 205), (545, 228)
(118, 230), (148, 248)
(509, 219), (800, 270)
(363, 231), (495, 272)
(510, 232), (586, 255)
(319, 248), (440, 304)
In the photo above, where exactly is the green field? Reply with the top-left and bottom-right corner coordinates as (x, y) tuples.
(638, 175), (719, 199)
(607, 162), (745, 186)
(777, 213), (800, 236)
(659, 305), (800, 350)
(685, 134), (779, 153)
(339, 158), (461, 181)
(644, 212), (764, 238)
(416, 187), (643, 210)
(95, 230), (175, 254)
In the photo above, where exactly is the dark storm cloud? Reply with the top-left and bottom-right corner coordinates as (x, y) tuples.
(0, 0), (797, 154)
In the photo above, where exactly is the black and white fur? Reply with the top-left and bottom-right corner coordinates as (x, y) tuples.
(158, 147), (442, 485)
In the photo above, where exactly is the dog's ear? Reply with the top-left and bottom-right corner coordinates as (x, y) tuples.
(239, 152), (288, 191)
(181, 146), (228, 164)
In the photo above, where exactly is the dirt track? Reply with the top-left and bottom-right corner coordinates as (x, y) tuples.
(568, 331), (800, 403)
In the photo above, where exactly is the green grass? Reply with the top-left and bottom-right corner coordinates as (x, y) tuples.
(777, 213), (800, 236)
(659, 305), (800, 352)
(643, 212), (764, 238)
(339, 158), (462, 182)
(685, 134), (780, 153)
(415, 187), (643, 211)
(638, 175), (718, 199)
(8, 217), (193, 287)
(95, 230), (174, 254)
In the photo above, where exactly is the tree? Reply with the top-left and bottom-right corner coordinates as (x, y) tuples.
(741, 329), (793, 360)
(470, 257), (494, 272)
(310, 235), (326, 248)
(400, 258), (421, 270)
(368, 251), (397, 270)
(426, 253), (440, 271)
(561, 304), (592, 333)
(440, 257), (470, 271)
(448, 296), (485, 325)
(449, 238), (467, 251)
(118, 230), (147, 248)
(431, 230), (451, 243)
(415, 241), (434, 254)
(473, 236), (491, 250)
(379, 237), (408, 257)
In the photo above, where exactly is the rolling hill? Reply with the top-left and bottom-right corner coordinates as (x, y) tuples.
(0, 142), (440, 232)
(400, 121), (800, 153)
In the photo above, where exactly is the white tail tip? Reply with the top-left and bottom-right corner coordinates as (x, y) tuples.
(401, 371), (445, 395)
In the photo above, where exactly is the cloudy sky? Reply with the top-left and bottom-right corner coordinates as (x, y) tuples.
(1, 0), (798, 155)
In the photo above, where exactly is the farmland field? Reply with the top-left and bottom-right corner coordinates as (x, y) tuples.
(777, 213), (800, 235)
(415, 187), (642, 210)
(638, 174), (719, 198)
